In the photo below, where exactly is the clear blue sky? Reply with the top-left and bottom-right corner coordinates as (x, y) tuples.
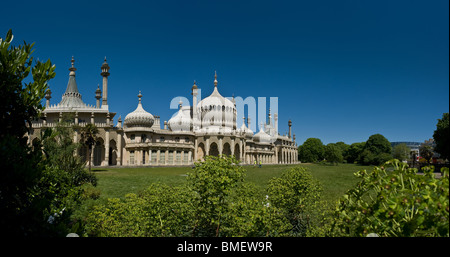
(2, 0), (448, 145)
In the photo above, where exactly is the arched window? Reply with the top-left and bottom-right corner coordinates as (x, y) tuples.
(141, 134), (147, 143)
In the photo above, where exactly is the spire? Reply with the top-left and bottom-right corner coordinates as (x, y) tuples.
(69, 56), (76, 74)
(58, 56), (87, 108)
(214, 71), (218, 87)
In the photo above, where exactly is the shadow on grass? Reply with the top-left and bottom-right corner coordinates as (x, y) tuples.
(91, 169), (109, 172)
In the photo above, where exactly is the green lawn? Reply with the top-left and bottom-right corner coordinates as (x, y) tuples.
(91, 163), (369, 205)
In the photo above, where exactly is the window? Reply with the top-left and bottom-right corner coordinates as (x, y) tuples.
(130, 134), (135, 143)
(175, 137), (180, 142)
(176, 151), (181, 165)
(185, 137), (190, 143)
(141, 134), (147, 143)
(168, 150), (174, 164)
(151, 150), (157, 164)
(130, 151), (135, 165)
(183, 151), (189, 163)
(160, 137), (165, 142)
(160, 150), (165, 164)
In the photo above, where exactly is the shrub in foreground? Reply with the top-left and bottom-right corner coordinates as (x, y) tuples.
(331, 159), (449, 237)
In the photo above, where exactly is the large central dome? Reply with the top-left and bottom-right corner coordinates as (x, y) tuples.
(196, 72), (236, 132)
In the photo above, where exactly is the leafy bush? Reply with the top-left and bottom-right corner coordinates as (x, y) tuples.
(331, 159), (449, 237)
(267, 166), (326, 236)
(85, 184), (194, 237)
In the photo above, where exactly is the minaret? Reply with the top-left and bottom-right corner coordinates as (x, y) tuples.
(274, 113), (278, 135)
(192, 80), (198, 130)
(100, 57), (110, 108)
(288, 120), (292, 139)
(95, 84), (102, 108)
(45, 87), (52, 108)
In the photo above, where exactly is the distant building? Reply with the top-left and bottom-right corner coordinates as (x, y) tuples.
(391, 141), (421, 156)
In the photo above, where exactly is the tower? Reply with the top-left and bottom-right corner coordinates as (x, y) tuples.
(45, 87), (52, 108)
(100, 57), (110, 108)
(95, 84), (102, 108)
(192, 80), (198, 130)
(288, 120), (292, 139)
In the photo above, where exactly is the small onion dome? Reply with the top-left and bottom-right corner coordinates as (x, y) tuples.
(239, 117), (253, 137)
(168, 107), (191, 131)
(253, 127), (271, 143)
(192, 80), (198, 90)
(124, 91), (154, 127)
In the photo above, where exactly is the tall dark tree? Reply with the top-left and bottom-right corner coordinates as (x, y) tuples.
(0, 29), (56, 236)
(433, 113), (449, 161)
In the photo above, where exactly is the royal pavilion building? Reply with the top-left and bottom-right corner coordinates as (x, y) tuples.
(29, 57), (298, 166)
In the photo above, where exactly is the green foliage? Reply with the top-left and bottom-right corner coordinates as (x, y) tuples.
(433, 113), (449, 161)
(85, 184), (195, 237)
(41, 114), (97, 186)
(331, 159), (449, 237)
(79, 123), (99, 172)
(187, 155), (246, 236)
(298, 138), (325, 163)
(0, 29), (58, 236)
(344, 142), (365, 164)
(325, 144), (344, 165)
(392, 143), (411, 161)
(419, 143), (434, 164)
(267, 167), (325, 236)
(83, 157), (330, 237)
(358, 134), (392, 165)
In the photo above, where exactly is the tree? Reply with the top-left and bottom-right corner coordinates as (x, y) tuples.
(298, 138), (325, 163)
(419, 143), (434, 164)
(358, 134), (392, 165)
(0, 29), (57, 236)
(80, 123), (99, 173)
(325, 144), (343, 165)
(187, 155), (246, 236)
(344, 142), (365, 164)
(392, 143), (411, 161)
(433, 113), (449, 161)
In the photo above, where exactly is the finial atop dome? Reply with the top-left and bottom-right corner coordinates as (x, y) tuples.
(138, 91), (142, 104)
(69, 56), (76, 73)
(179, 98), (183, 109)
(214, 71), (218, 87)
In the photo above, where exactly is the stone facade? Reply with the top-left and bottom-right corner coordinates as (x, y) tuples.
(29, 58), (298, 166)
